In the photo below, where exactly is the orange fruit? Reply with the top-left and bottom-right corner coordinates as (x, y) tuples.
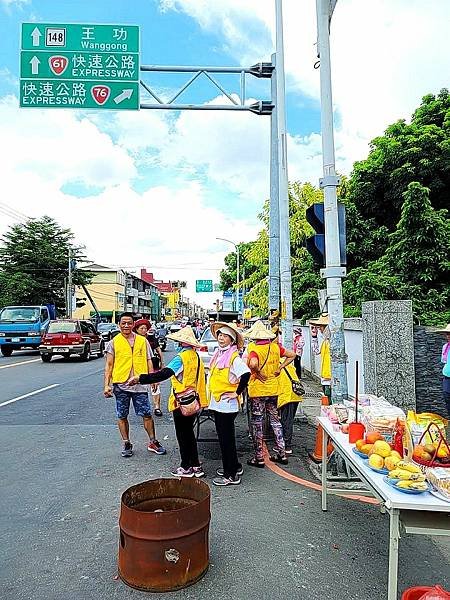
(366, 431), (383, 444)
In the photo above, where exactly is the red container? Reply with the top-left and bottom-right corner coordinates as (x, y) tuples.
(402, 585), (450, 599)
(348, 421), (365, 443)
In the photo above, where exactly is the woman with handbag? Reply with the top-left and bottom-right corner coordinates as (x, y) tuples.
(207, 322), (250, 487)
(243, 321), (295, 467)
(128, 325), (208, 478)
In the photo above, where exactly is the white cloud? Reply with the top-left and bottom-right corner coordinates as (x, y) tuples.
(1, 0), (29, 9)
(0, 95), (258, 308)
(1, 95), (137, 189)
(161, 0), (450, 172)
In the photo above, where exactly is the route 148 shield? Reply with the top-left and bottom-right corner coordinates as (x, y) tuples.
(49, 55), (68, 76)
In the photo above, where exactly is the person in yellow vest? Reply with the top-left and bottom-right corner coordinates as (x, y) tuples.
(309, 314), (331, 401)
(243, 320), (295, 467)
(103, 312), (166, 458)
(128, 326), (208, 478)
(207, 322), (250, 486)
(277, 362), (303, 455)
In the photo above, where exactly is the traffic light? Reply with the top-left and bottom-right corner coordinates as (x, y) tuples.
(305, 202), (346, 266)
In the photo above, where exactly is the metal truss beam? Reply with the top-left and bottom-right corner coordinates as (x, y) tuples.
(139, 62), (274, 115)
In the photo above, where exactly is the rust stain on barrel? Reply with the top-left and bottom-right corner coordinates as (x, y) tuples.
(118, 478), (210, 592)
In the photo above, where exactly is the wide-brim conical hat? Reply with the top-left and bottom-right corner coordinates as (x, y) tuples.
(167, 325), (203, 347)
(210, 321), (244, 350)
(436, 323), (450, 334)
(243, 320), (276, 340)
(309, 314), (329, 326)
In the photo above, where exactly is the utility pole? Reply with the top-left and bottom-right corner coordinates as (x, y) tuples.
(269, 52), (280, 318)
(316, 0), (348, 402)
(67, 247), (72, 319)
(275, 0), (293, 349)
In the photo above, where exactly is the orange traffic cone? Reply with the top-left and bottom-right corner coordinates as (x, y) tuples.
(309, 395), (333, 463)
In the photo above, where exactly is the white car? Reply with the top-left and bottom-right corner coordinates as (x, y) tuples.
(197, 327), (218, 370)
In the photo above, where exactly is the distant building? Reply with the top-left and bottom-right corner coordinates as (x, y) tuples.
(73, 264), (126, 322)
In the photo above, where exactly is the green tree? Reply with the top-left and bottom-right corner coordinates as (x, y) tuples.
(349, 89), (449, 226)
(0, 216), (92, 311)
(343, 182), (450, 325)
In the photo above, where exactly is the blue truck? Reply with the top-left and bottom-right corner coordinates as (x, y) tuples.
(0, 304), (56, 357)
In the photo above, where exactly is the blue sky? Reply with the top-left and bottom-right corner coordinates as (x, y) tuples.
(1, 0), (449, 308)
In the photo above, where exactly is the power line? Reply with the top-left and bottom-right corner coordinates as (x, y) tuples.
(0, 201), (31, 221)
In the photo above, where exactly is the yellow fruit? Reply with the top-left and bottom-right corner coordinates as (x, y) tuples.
(396, 461), (421, 474)
(396, 480), (413, 489)
(373, 440), (392, 458)
(384, 455), (401, 471)
(369, 454), (384, 469)
(361, 443), (373, 455)
(355, 439), (365, 451)
(391, 450), (402, 460)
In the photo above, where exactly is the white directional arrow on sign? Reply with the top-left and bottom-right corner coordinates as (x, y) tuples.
(30, 56), (40, 75)
(113, 89), (133, 104)
(31, 27), (42, 47)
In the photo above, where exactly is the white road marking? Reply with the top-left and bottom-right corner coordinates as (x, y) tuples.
(0, 384), (60, 408)
(0, 358), (41, 370)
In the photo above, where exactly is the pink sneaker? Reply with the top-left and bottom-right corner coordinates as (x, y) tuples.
(171, 466), (194, 478)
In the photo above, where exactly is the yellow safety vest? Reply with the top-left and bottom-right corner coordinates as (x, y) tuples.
(208, 351), (240, 402)
(168, 349), (207, 412)
(247, 341), (280, 398)
(111, 333), (148, 383)
(320, 339), (331, 380)
(277, 362), (303, 408)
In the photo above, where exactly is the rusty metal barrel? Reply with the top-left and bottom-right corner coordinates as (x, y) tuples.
(118, 478), (210, 592)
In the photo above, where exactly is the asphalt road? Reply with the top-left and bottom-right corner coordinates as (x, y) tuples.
(1, 346), (449, 600)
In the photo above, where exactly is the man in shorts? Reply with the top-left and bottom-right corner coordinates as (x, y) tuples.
(103, 312), (166, 458)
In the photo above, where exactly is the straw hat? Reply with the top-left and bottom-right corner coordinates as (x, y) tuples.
(436, 323), (450, 334)
(211, 321), (244, 350)
(167, 325), (203, 347)
(309, 314), (329, 326)
(243, 320), (276, 340)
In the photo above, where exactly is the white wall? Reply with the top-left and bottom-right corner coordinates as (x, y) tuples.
(296, 319), (364, 399)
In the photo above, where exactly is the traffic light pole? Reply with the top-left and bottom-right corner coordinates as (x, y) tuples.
(269, 52), (280, 317)
(316, 0), (348, 402)
(275, 0), (293, 350)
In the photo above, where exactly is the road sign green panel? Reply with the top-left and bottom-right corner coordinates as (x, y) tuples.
(21, 51), (138, 81)
(196, 280), (213, 293)
(21, 23), (139, 53)
(20, 80), (139, 109)
(20, 23), (139, 110)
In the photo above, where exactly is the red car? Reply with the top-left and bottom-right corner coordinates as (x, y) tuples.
(39, 319), (104, 362)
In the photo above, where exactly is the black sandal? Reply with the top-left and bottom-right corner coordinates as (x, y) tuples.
(247, 457), (265, 468)
(154, 408), (163, 417)
(270, 454), (288, 465)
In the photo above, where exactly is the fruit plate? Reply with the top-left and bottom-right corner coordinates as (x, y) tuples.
(383, 475), (430, 494)
(367, 464), (389, 475)
(352, 448), (369, 459)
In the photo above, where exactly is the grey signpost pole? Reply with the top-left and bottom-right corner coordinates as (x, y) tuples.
(275, 0), (293, 350)
(269, 52), (280, 316)
(67, 248), (72, 319)
(316, 0), (348, 402)
(216, 237), (239, 313)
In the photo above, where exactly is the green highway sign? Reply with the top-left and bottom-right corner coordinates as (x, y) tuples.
(20, 23), (140, 110)
(20, 80), (139, 109)
(196, 280), (213, 293)
(21, 23), (139, 52)
(21, 50), (138, 80)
